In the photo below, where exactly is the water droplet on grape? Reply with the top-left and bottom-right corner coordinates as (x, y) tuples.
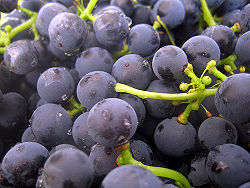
(58, 113), (63, 117)
(125, 16), (132, 26)
(67, 129), (72, 135)
(61, 94), (67, 101)
(123, 118), (131, 129)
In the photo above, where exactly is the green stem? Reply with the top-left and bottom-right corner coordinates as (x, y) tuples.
(114, 83), (217, 101)
(184, 66), (205, 90)
(217, 55), (237, 71)
(112, 43), (131, 59)
(200, 0), (216, 26)
(0, 47), (6, 54)
(208, 67), (228, 81)
(231, 22), (241, 33)
(177, 103), (193, 124)
(9, 13), (37, 39)
(156, 16), (176, 46)
(67, 96), (85, 118)
(80, 0), (98, 21)
(117, 144), (191, 188)
(152, 21), (161, 30)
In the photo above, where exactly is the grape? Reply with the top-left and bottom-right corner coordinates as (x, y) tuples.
(201, 25), (237, 59)
(101, 165), (162, 188)
(144, 80), (178, 119)
(36, 2), (69, 39)
(37, 67), (75, 104)
(179, 0), (201, 25)
(72, 112), (96, 155)
(30, 103), (72, 147)
(129, 140), (153, 165)
(215, 73), (250, 125)
(154, 117), (197, 158)
(205, 144), (250, 188)
(21, 127), (38, 142)
(118, 93), (146, 126)
(41, 148), (94, 188)
(240, 4), (250, 33)
(93, 11), (130, 47)
(87, 98), (138, 147)
(235, 31), (250, 66)
(182, 35), (220, 76)
(89, 144), (119, 181)
(152, 45), (188, 84)
(196, 0), (225, 9)
(0, 0), (18, 13)
(1, 142), (49, 187)
(221, 9), (241, 27)
(152, 0), (185, 29)
(48, 12), (88, 55)
(49, 144), (77, 155)
(131, 4), (153, 26)
(0, 92), (27, 137)
(127, 24), (160, 57)
(75, 47), (114, 78)
(76, 71), (117, 110)
(52, 0), (74, 7)
(4, 40), (39, 75)
(187, 152), (209, 187)
(110, 0), (134, 17)
(21, 0), (47, 12)
(215, 0), (248, 15)
(111, 54), (152, 90)
(239, 182), (250, 188)
(198, 117), (238, 150)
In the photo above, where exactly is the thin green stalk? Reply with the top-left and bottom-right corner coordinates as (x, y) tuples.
(117, 144), (191, 188)
(156, 16), (176, 46)
(177, 103), (193, 124)
(114, 83), (217, 101)
(0, 47), (6, 54)
(85, 0), (98, 14)
(200, 0), (216, 26)
(231, 22), (241, 33)
(9, 13), (37, 39)
(217, 55), (237, 71)
(67, 96), (85, 118)
(208, 67), (228, 81)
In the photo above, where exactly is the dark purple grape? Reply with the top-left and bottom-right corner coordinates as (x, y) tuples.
(41, 148), (94, 188)
(75, 47), (114, 78)
(93, 11), (130, 47)
(30, 103), (72, 147)
(0, 92), (27, 137)
(152, 45), (188, 84)
(236, 122), (250, 150)
(110, 0), (134, 17)
(36, 2), (69, 39)
(239, 4), (250, 33)
(76, 71), (117, 110)
(235, 31), (250, 66)
(111, 54), (152, 90)
(131, 4), (153, 25)
(48, 12), (87, 55)
(144, 80), (178, 119)
(37, 67), (75, 104)
(49, 143), (77, 155)
(154, 117), (197, 158)
(4, 40), (40, 75)
(21, 127), (38, 142)
(221, 9), (241, 27)
(152, 0), (185, 29)
(72, 112), (96, 155)
(118, 94), (146, 126)
(0, 0), (18, 13)
(201, 25), (237, 59)
(1, 142), (49, 187)
(52, 0), (74, 7)
(205, 144), (250, 188)
(101, 165), (162, 188)
(182, 35), (220, 76)
(215, 0), (248, 15)
(129, 140), (153, 165)
(87, 98), (138, 147)
(196, 0), (225, 9)
(89, 144), (119, 181)
(21, 0), (47, 12)
(215, 73), (250, 125)
(198, 117), (238, 150)
(187, 152), (209, 187)
(180, 0), (201, 25)
(127, 24), (160, 57)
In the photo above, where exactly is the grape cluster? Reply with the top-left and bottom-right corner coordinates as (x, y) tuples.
(0, 0), (250, 188)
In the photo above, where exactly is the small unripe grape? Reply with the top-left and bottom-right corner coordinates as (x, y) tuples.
(179, 83), (189, 91)
(202, 76), (212, 86)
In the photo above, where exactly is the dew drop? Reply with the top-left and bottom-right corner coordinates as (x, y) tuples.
(123, 118), (131, 129)
(67, 129), (72, 135)
(117, 135), (126, 143)
(125, 16), (132, 26)
(64, 52), (73, 56)
(58, 112), (63, 117)
(61, 94), (67, 101)
(11, 121), (17, 126)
